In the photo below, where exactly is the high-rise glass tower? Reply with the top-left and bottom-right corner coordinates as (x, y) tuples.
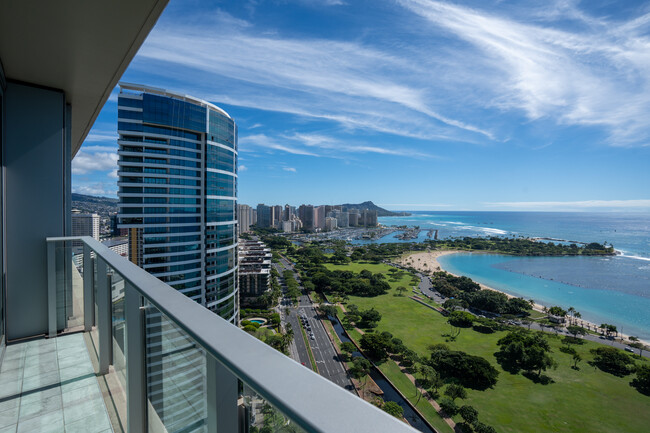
(117, 83), (238, 322)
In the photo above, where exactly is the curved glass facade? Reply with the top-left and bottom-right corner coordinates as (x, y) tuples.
(117, 85), (238, 321)
(117, 84), (238, 433)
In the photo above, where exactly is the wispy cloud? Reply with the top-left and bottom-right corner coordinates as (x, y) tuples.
(239, 131), (436, 159)
(135, 9), (493, 145)
(283, 167), (297, 172)
(239, 134), (321, 156)
(398, 0), (650, 145)
(484, 199), (650, 210)
(238, 165), (248, 172)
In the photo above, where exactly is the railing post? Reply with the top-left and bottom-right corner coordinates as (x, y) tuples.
(83, 245), (94, 332)
(97, 257), (112, 374)
(47, 241), (57, 338)
(125, 282), (146, 433)
(207, 354), (239, 433)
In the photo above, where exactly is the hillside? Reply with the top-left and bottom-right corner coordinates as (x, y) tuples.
(338, 201), (411, 217)
(71, 193), (118, 217)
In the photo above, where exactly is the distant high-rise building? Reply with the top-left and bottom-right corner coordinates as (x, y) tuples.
(272, 205), (283, 227)
(283, 204), (294, 222)
(327, 210), (349, 228)
(72, 211), (100, 240)
(361, 209), (378, 226)
(256, 204), (273, 228)
(238, 204), (253, 234)
(325, 216), (338, 231)
(314, 205), (326, 230)
(348, 211), (359, 227)
(298, 204), (315, 231)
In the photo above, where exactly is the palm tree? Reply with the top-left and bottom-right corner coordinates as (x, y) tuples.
(416, 365), (435, 404)
(567, 307), (575, 325)
(574, 312), (581, 326)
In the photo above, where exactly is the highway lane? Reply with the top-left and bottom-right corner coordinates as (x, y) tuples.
(298, 304), (354, 391)
(274, 261), (312, 370)
(277, 255), (354, 391)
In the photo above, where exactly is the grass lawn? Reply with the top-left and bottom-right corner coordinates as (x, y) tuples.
(325, 262), (650, 433)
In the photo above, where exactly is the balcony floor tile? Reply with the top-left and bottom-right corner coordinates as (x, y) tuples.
(0, 334), (113, 433)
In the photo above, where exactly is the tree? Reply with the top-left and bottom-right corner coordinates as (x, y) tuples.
(443, 298), (467, 311)
(350, 357), (372, 398)
(631, 365), (650, 396)
(474, 423), (497, 433)
(358, 308), (382, 329)
(505, 297), (533, 316)
(444, 383), (467, 401)
(438, 398), (458, 417)
(590, 347), (635, 376)
(319, 304), (337, 318)
(572, 353), (582, 370)
(360, 332), (393, 361)
(340, 342), (357, 361)
(396, 286), (408, 296)
(448, 311), (475, 328)
(495, 330), (556, 377)
(382, 401), (404, 419)
(459, 405), (479, 425)
(400, 349), (419, 369)
(429, 347), (499, 390)
(566, 325), (586, 341)
(416, 365), (435, 404)
(548, 306), (567, 317)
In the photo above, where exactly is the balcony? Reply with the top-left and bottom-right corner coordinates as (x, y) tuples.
(0, 236), (419, 433)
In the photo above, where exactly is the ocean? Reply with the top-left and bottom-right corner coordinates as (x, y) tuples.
(366, 211), (650, 340)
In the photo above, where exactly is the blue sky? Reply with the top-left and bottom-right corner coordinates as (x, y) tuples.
(73, 0), (650, 212)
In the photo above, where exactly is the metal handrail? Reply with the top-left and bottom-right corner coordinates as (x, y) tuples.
(47, 236), (419, 433)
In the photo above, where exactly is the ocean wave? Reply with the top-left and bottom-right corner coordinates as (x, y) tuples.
(481, 227), (509, 235)
(616, 250), (650, 262)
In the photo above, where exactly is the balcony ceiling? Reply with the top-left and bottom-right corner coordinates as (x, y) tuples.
(0, 0), (169, 156)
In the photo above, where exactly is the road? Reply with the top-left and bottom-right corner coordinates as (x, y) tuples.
(275, 256), (354, 391)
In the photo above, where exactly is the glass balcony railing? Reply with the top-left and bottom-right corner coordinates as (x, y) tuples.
(46, 236), (419, 433)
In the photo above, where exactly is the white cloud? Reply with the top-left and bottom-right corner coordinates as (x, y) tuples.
(72, 146), (118, 175)
(238, 165), (248, 172)
(72, 182), (118, 198)
(283, 167), (297, 172)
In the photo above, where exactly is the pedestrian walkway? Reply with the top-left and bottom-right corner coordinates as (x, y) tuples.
(0, 333), (113, 433)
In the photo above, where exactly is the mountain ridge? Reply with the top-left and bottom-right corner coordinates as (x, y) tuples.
(338, 201), (411, 217)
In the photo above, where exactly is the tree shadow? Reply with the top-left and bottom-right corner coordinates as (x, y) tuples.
(522, 372), (555, 385)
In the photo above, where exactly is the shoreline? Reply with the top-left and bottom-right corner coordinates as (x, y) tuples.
(396, 250), (650, 347)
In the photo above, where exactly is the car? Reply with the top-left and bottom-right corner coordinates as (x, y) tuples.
(625, 346), (635, 353)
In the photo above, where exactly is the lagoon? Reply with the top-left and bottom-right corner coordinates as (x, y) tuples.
(438, 252), (650, 341)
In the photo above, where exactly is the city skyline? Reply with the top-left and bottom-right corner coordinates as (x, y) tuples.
(74, 0), (650, 212)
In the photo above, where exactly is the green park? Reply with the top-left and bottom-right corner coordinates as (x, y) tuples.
(311, 255), (650, 433)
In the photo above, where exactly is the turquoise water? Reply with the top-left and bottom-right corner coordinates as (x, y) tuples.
(364, 211), (650, 339)
(438, 253), (650, 341)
